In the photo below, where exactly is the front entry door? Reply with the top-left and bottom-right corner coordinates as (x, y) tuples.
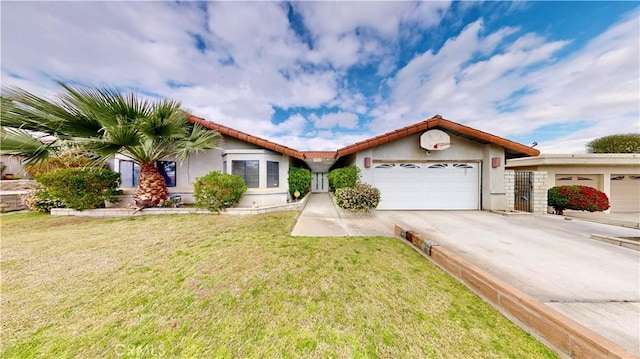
(311, 172), (329, 193)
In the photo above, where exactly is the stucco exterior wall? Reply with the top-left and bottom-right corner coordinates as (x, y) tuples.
(482, 144), (506, 211)
(112, 135), (290, 208)
(354, 132), (508, 211)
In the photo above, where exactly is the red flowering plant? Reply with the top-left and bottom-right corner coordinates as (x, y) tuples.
(548, 185), (610, 215)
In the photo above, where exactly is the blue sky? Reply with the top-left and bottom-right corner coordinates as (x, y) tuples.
(1, 1), (638, 153)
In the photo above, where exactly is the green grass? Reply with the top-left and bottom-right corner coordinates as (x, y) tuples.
(1, 212), (558, 358)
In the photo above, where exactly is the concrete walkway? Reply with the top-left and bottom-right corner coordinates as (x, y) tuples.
(291, 193), (392, 237)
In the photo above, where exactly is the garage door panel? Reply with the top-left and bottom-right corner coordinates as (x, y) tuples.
(373, 163), (479, 210)
(611, 175), (640, 213)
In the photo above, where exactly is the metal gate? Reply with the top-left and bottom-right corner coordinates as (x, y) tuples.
(514, 171), (532, 212)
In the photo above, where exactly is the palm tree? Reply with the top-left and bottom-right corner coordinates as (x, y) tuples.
(1, 82), (221, 205)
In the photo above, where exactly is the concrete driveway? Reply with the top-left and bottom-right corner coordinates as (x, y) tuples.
(374, 210), (640, 355)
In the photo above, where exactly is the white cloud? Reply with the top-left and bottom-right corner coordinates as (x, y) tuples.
(1, 2), (637, 154)
(311, 112), (359, 130)
(371, 8), (639, 151)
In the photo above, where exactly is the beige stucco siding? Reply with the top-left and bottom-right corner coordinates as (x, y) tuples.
(354, 132), (508, 211)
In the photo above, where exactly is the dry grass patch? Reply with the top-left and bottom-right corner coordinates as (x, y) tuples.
(1, 212), (557, 358)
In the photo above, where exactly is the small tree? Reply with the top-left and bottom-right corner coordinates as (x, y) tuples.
(194, 171), (247, 212)
(586, 133), (640, 153)
(548, 185), (610, 215)
(328, 166), (360, 192)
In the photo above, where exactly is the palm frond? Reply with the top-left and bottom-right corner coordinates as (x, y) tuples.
(0, 126), (57, 165)
(2, 86), (102, 139)
(173, 124), (222, 162)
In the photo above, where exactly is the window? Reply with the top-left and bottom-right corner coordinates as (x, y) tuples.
(375, 164), (395, 169)
(400, 163), (420, 168)
(157, 161), (176, 187)
(557, 177), (573, 181)
(119, 160), (176, 187)
(119, 161), (140, 187)
(232, 160), (259, 188)
(267, 161), (279, 188)
(223, 161), (227, 174)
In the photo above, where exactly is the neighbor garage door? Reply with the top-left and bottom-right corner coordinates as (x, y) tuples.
(372, 162), (479, 210)
(610, 175), (640, 212)
(554, 174), (600, 189)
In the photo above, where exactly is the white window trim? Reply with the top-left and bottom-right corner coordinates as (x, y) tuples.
(222, 149), (286, 192)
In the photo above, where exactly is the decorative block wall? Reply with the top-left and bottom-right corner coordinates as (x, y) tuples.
(532, 171), (548, 214)
(505, 170), (515, 211)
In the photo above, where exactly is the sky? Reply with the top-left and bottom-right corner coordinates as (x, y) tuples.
(1, 1), (638, 153)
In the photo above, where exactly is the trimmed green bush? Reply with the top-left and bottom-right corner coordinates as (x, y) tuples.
(21, 184), (66, 213)
(288, 167), (312, 199)
(194, 171), (247, 211)
(36, 167), (121, 210)
(548, 185), (610, 215)
(335, 183), (381, 212)
(328, 166), (360, 192)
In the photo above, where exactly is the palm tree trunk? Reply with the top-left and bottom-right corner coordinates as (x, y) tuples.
(135, 163), (169, 207)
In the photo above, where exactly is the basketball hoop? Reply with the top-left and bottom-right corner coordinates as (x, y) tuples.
(420, 130), (451, 151)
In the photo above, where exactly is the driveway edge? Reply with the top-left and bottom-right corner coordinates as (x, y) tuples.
(395, 225), (639, 359)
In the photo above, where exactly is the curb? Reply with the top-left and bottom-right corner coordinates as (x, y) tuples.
(562, 214), (640, 230)
(590, 234), (640, 251)
(395, 225), (638, 359)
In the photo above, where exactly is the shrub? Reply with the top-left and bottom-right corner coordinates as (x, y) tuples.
(194, 171), (247, 211)
(548, 185), (610, 215)
(335, 183), (381, 212)
(36, 167), (121, 210)
(288, 167), (312, 199)
(328, 166), (360, 192)
(21, 184), (66, 213)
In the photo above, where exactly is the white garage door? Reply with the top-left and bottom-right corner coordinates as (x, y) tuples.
(611, 175), (640, 213)
(554, 175), (599, 189)
(372, 162), (479, 210)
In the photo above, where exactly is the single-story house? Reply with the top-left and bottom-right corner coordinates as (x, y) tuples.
(506, 154), (640, 213)
(110, 114), (539, 211)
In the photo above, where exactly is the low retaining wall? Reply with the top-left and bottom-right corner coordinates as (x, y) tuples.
(395, 225), (637, 359)
(0, 180), (34, 212)
(51, 195), (309, 218)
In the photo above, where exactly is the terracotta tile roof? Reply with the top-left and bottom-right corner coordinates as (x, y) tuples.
(302, 151), (337, 159)
(189, 114), (538, 161)
(188, 115), (306, 160)
(337, 115), (540, 158)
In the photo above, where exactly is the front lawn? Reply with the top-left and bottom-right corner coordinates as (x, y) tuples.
(1, 212), (557, 358)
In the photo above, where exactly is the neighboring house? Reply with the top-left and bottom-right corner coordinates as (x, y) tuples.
(506, 154), (640, 213)
(111, 114), (539, 211)
(0, 154), (30, 179)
